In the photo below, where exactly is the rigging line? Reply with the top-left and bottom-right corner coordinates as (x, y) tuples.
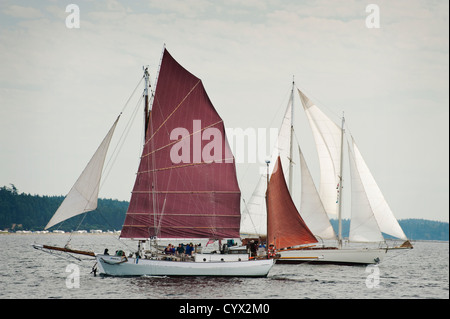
(145, 47), (165, 237)
(149, 106), (207, 233)
(120, 76), (145, 114)
(147, 86), (208, 230)
(100, 94), (144, 191)
(85, 206), (135, 251)
(126, 213), (240, 216)
(241, 197), (260, 237)
(77, 97), (142, 248)
(48, 79), (142, 235)
(237, 85), (291, 197)
(137, 158), (235, 174)
(131, 190), (240, 194)
(145, 79), (202, 145)
(295, 84), (342, 124)
(141, 120), (224, 158)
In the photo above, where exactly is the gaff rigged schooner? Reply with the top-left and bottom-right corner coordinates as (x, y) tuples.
(34, 48), (274, 277)
(242, 82), (412, 265)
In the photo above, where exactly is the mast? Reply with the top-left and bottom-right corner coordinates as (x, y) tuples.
(288, 77), (295, 193)
(265, 159), (270, 250)
(143, 66), (150, 139)
(337, 112), (345, 248)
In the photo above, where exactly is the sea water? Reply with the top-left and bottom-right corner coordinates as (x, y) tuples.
(1, 234), (448, 299)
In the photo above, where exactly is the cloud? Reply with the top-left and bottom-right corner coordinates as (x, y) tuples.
(3, 5), (44, 19)
(0, 0), (447, 221)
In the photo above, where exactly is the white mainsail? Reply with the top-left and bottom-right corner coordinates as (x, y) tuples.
(45, 117), (119, 230)
(298, 89), (342, 216)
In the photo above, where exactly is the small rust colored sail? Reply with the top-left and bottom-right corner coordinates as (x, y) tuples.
(266, 156), (318, 249)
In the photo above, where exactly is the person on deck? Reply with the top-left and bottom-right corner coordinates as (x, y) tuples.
(185, 243), (194, 256)
(176, 243), (185, 256)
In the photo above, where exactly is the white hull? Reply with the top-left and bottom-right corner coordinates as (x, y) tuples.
(96, 254), (274, 277)
(277, 247), (387, 265)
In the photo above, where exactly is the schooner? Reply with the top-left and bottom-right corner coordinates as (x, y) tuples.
(242, 81), (412, 265)
(34, 47), (274, 277)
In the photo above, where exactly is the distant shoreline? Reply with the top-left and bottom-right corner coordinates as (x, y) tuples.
(1, 232), (448, 244)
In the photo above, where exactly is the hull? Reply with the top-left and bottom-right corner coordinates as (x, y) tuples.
(96, 254), (274, 277)
(277, 247), (387, 265)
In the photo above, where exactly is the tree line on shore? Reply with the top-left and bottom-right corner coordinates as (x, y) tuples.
(0, 184), (127, 232)
(0, 184), (448, 241)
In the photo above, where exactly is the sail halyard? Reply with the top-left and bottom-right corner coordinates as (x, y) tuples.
(45, 116), (120, 230)
(120, 49), (241, 240)
(240, 91), (293, 237)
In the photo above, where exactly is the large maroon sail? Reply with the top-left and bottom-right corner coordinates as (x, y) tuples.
(266, 156), (318, 249)
(120, 49), (241, 239)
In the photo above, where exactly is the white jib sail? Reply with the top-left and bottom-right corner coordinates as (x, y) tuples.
(351, 138), (407, 240)
(348, 141), (384, 242)
(298, 89), (342, 216)
(298, 146), (337, 240)
(240, 97), (293, 237)
(45, 117), (119, 230)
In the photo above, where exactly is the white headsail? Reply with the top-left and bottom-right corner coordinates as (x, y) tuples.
(45, 117), (119, 230)
(348, 141), (384, 242)
(298, 146), (336, 240)
(350, 138), (407, 240)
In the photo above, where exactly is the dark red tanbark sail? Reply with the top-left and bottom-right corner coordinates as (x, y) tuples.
(120, 49), (241, 239)
(266, 156), (318, 249)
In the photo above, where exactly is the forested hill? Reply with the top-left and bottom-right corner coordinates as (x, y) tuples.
(329, 219), (449, 242)
(0, 185), (128, 232)
(0, 185), (449, 241)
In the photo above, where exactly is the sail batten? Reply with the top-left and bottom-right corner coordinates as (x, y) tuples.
(121, 49), (241, 239)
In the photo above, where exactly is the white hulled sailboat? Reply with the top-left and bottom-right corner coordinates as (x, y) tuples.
(242, 82), (412, 265)
(33, 47), (274, 277)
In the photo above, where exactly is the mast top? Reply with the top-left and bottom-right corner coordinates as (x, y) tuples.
(143, 65), (150, 96)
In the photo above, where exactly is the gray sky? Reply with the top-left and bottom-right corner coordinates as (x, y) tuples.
(0, 0), (448, 222)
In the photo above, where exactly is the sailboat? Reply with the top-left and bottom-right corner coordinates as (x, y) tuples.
(242, 81), (412, 265)
(33, 47), (274, 277)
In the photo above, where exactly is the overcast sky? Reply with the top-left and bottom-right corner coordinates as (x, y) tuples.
(0, 0), (448, 222)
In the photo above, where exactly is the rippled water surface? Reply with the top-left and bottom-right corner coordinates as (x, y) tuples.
(1, 234), (448, 299)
